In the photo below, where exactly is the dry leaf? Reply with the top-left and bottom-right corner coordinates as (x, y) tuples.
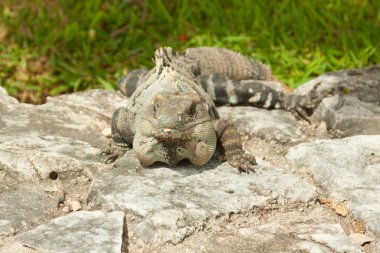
(317, 196), (349, 217)
(349, 220), (366, 234)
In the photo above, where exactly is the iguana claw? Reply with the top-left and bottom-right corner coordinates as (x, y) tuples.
(100, 145), (127, 164)
(227, 151), (257, 174)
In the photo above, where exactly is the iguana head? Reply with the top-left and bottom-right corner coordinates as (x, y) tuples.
(149, 92), (210, 135)
(133, 91), (217, 167)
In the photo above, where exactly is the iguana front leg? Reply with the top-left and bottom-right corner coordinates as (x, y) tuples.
(215, 120), (257, 173)
(102, 107), (135, 163)
(111, 107), (135, 146)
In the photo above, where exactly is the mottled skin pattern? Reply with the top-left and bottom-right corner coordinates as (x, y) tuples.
(110, 47), (287, 172)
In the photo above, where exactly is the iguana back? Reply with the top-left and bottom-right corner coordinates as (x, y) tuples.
(184, 47), (272, 81)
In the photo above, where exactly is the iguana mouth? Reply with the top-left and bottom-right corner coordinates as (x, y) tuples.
(155, 128), (191, 141)
(154, 118), (214, 141)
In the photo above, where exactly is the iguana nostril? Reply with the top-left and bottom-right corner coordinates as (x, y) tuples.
(188, 104), (197, 117)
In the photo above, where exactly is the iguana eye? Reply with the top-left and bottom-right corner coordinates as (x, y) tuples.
(188, 104), (197, 118)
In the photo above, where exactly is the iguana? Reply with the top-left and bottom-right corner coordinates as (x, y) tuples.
(107, 47), (311, 172)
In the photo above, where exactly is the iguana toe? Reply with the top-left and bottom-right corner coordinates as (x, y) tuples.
(227, 152), (257, 174)
(100, 146), (127, 164)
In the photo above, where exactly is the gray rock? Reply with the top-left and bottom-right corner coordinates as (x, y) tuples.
(218, 106), (305, 143)
(293, 224), (362, 253)
(87, 157), (316, 247)
(0, 86), (19, 113)
(1, 82), (378, 252)
(239, 223), (362, 253)
(0, 89), (125, 241)
(0, 90), (124, 147)
(160, 205), (362, 253)
(312, 95), (380, 136)
(236, 223), (362, 253)
(17, 211), (126, 253)
(349, 233), (374, 246)
(286, 135), (380, 240)
(293, 66), (380, 102)
(293, 66), (380, 136)
(0, 135), (109, 181)
(0, 186), (58, 237)
(0, 90), (126, 182)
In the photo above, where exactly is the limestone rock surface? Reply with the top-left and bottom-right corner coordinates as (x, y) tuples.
(312, 95), (380, 136)
(87, 157), (316, 246)
(287, 135), (380, 245)
(1, 66), (379, 252)
(17, 211), (126, 253)
(218, 106), (305, 143)
(0, 186), (57, 237)
(165, 222), (363, 253)
(293, 66), (380, 136)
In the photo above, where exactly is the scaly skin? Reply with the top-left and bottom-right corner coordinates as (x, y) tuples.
(110, 47), (285, 172)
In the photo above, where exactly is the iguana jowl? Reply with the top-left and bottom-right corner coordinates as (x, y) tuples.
(110, 47), (287, 172)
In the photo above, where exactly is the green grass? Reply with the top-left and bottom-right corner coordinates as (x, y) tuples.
(1, 0), (379, 103)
